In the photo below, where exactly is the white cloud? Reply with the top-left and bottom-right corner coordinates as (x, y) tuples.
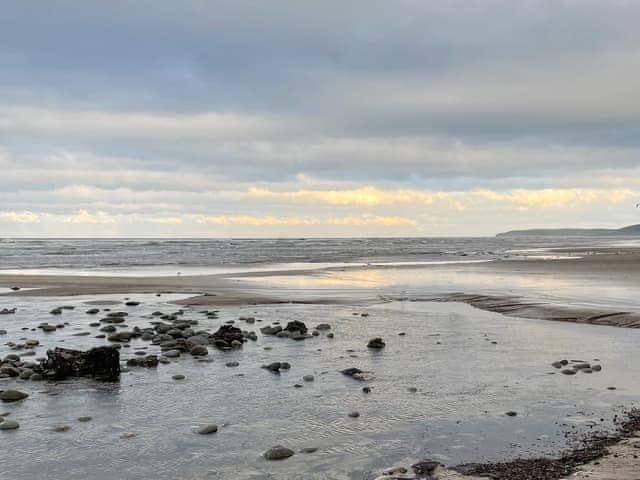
(63, 209), (115, 224)
(0, 211), (40, 223)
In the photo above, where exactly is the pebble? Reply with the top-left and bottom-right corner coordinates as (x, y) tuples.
(225, 362), (239, 367)
(303, 375), (314, 382)
(348, 411), (360, 418)
(197, 424), (218, 434)
(264, 445), (295, 460)
(0, 390), (28, 402)
(77, 417), (92, 422)
(54, 425), (71, 432)
(172, 374), (185, 380)
(0, 420), (19, 430)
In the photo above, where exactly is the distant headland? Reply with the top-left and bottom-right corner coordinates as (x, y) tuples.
(496, 224), (640, 237)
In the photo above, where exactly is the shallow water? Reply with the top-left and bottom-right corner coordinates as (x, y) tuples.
(2, 293), (639, 480)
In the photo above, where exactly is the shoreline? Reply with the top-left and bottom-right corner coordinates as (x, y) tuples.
(376, 409), (640, 480)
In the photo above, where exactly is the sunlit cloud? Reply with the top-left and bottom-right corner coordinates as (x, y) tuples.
(475, 188), (636, 208)
(194, 214), (416, 227)
(0, 211), (41, 223)
(146, 216), (183, 225)
(63, 209), (116, 224)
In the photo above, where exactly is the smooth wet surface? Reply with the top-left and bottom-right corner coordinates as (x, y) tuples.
(2, 294), (640, 480)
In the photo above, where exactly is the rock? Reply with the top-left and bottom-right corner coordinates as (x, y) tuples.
(44, 346), (120, 380)
(53, 425), (71, 432)
(561, 369), (577, 375)
(315, 323), (331, 331)
(190, 345), (208, 356)
(300, 447), (318, 453)
(211, 325), (245, 349)
(573, 363), (591, 370)
(10, 286), (20, 291)
(505, 411), (518, 417)
(284, 321), (308, 335)
(86, 308), (100, 314)
(264, 445), (295, 460)
(348, 411), (360, 418)
(260, 325), (283, 336)
(0, 366), (20, 377)
(263, 362), (283, 373)
(125, 301), (140, 306)
(592, 364), (602, 371)
(77, 416), (92, 422)
(326, 333), (334, 339)
(303, 375), (314, 382)
(225, 362), (239, 367)
(0, 390), (28, 402)
(120, 432), (137, 439)
(172, 374), (185, 380)
(163, 350), (181, 358)
(367, 338), (386, 349)
(0, 420), (19, 430)
(197, 424), (218, 434)
(407, 387), (417, 393)
(362, 386), (371, 394)
(341, 367), (365, 380)
(551, 361), (563, 369)
(50, 308), (63, 315)
(412, 460), (441, 476)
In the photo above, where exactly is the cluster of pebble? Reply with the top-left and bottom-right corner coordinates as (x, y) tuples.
(552, 359), (603, 375)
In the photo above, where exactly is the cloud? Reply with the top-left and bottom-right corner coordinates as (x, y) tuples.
(146, 216), (183, 224)
(475, 188), (636, 209)
(63, 209), (115, 224)
(0, 106), (288, 139)
(194, 214), (416, 227)
(0, 211), (40, 223)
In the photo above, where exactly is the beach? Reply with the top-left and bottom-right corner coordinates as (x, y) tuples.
(1, 239), (639, 479)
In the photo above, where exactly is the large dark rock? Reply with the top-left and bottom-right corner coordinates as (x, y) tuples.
(211, 325), (244, 350)
(284, 321), (307, 335)
(43, 346), (120, 381)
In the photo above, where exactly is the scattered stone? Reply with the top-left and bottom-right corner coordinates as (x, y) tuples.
(86, 309), (100, 315)
(348, 411), (360, 418)
(362, 386), (371, 394)
(412, 460), (441, 476)
(284, 320), (308, 335)
(0, 419), (19, 430)
(0, 390), (28, 402)
(53, 425), (71, 432)
(260, 325), (283, 336)
(225, 362), (239, 367)
(172, 374), (185, 380)
(190, 345), (208, 356)
(264, 445), (295, 460)
(506, 411), (518, 417)
(120, 432), (137, 439)
(301, 447), (318, 453)
(77, 416), (92, 422)
(212, 325), (245, 349)
(561, 369), (577, 375)
(315, 323), (331, 331)
(197, 424), (218, 434)
(303, 375), (314, 382)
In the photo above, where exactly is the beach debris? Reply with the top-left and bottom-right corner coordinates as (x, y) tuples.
(264, 445), (295, 460)
(43, 346), (120, 380)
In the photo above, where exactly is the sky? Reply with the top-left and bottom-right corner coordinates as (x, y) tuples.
(1, 0), (639, 237)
